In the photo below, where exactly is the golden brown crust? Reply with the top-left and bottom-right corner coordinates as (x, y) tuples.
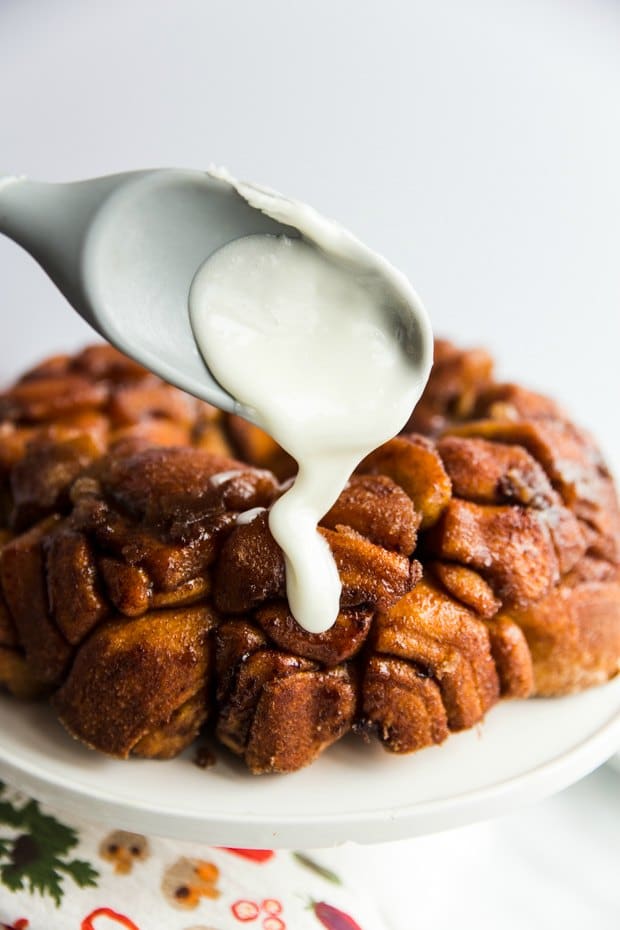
(214, 621), (356, 773)
(226, 414), (296, 482)
(132, 692), (210, 760)
(427, 499), (560, 607)
(0, 340), (617, 774)
(501, 575), (620, 695)
(0, 516), (72, 684)
(319, 526), (420, 611)
(53, 606), (214, 758)
(484, 616), (534, 698)
(45, 525), (108, 644)
(430, 561), (502, 619)
(373, 578), (500, 730)
(213, 513), (286, 613)
(404, 340), (494, 436)
(358, 435), (451, 529)
(0, 646), (48, 700)
(321, 474), (419, 555)
(256, 602), (373, 665)
(445, 417), (619, 563)
(0, 593), (19, 647)
(360, 656), (449, 753)
(243, 666), (356, 774)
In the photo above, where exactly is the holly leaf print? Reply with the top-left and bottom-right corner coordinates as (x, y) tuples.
(61, 858), (99, 888)
(0, 792), (99, 906)
(292, 852), (342, 886)
(2, 855), (64, 907)
(19, 801), (78, 855)
(0, 799), (23, 829)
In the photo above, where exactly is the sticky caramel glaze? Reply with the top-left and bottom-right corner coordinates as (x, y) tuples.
(0, 340), (617, 773)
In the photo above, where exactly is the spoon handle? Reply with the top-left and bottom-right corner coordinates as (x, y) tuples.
(0, 175), (31, 240)
(0, 176), (121, 332)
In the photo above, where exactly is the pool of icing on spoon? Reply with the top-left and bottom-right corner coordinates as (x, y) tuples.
(189, 179), (431, 633)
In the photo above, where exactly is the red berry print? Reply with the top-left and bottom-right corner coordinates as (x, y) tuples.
(220, 847), (275, 863)
(262, 899), (283, 915)
(263, 917), (285, 930)
(311, 900), (363, 930)
(2, 921), (29, 930)
(231, 899), (260, 922)
(81, 908), (141, 930)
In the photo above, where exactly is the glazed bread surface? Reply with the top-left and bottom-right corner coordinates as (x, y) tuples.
(0, 341), (618, 773)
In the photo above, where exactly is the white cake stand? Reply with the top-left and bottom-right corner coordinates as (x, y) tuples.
(1, 678), (619, 848)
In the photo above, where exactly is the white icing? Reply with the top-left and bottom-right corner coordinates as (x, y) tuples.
(235, 506), (267, 526)
(190, 172), (432, 633)
(209, 468), (244, 487)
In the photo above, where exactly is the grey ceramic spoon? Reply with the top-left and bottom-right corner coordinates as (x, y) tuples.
(0, 169), (297, 417)
(0, 169), (433, 427)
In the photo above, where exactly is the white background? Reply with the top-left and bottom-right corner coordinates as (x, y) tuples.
(1, 1), (619, 927)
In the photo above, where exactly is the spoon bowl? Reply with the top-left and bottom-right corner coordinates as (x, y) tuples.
(0, 169), (432, 425)
(0, 170), (297, 416)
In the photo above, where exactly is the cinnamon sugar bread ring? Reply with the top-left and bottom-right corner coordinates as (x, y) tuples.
(0, 340), (617, 773)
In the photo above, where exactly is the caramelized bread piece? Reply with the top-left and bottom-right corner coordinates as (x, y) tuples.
(244, 666), (356, 774)
(0, 343), (257, 534)
(214, 619), (268, 701)
(358, 435), (451, 529)
(76, 497), (220, 593)
(256, 602), (373, 665)
(226, 414), (296, 481)
(71, 486), (229, 593)
(484, 616), (534, 698)
(45, 525), (108, 644)
(110, 419), (191, 449)
(216, 649), (316, 757)
(437, 435), (555, 507)
(0, 422), (36, 473)
(361, 656), (449, 753)
(427, 499), (559, 607)
(473, 382), (565, 422)
(446, 417), (620, 564)
(190, 402), (234, 458)
(97, 445), (278, 531)
(10, 434), (101, 530)
(215, 636), (355, 773)
(213, 513), (286, 613)
(0, 516), (72, 684)
(214, 510), (418, 616)
(373, 578), (499, 730)
(0, 375), (108, 422)
(321, 526), (419, 611)
(54, 606), (214, 757)
(59, 343), (148, 382)
(321, 474), (419, 555)
(107, 378), (199, 427)
(132, 692), (209, 760)
(502, 574), (620, 695)
(405, 339), (494, 435)
(99, 558), (152, 617)
(564, 554), (619, 585)
(430, 562), (501, 619)
(436, 435), (586, 575)
(0, 595), (18, 647)
(0, 646), (48, 699)
(151, 576), (211, 609)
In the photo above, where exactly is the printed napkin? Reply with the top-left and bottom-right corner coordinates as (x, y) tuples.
(0, 781), (390, 930)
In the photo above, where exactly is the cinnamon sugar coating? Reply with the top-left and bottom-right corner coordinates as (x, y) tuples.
(0, 340), (618, 773)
